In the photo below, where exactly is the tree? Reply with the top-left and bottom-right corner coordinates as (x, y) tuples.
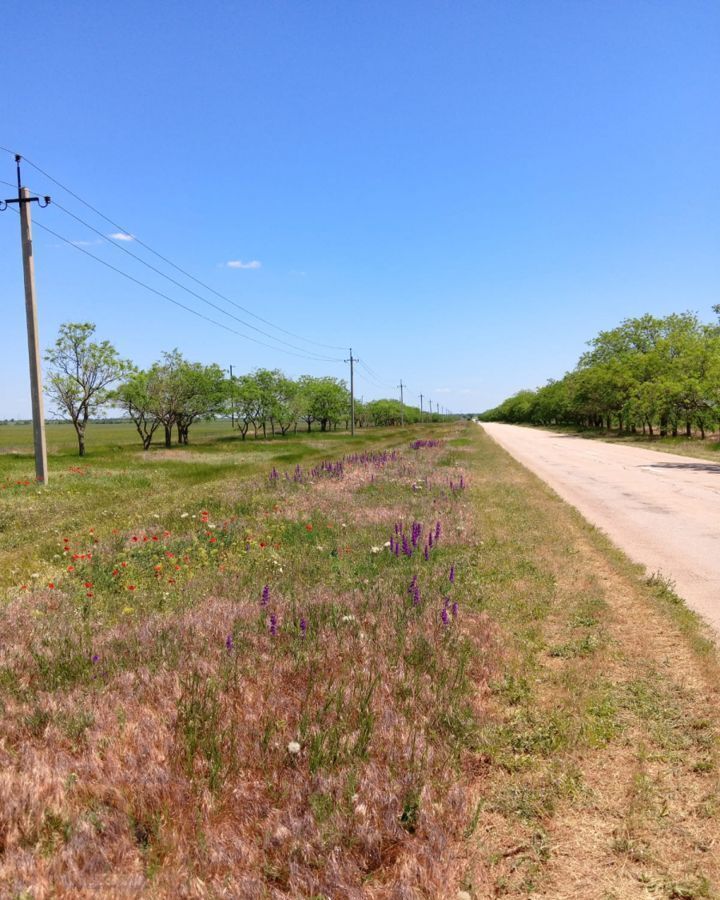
(298, 376), (349, 432)
(114, 370), (162, 449)
(45, 322), (132, 456)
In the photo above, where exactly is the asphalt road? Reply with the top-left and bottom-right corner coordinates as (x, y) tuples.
(481, 422), (720, 636)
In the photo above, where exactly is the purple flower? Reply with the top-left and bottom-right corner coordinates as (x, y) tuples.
(424, 546), (429, 561)
(261, 584), (270, 606)
(402, 534), (412, 557)
(225, 634), (234, 652)
(91, 654), (99, 664)
(435, 521), (441, 541)
(441, 607), (449, 626)
(412, 583), (421, 606)
(269, 613), (277, 636)
(428, 531), (433, 548)
(449, 564), (455, 584)
(300, 617), (307, 638)
(452, 601), (458, 619)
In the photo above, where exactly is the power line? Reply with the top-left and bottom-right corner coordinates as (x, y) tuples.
(46, 198), (341, 361)
(1, 147), (346, 352)
(24, 211), (343, 363)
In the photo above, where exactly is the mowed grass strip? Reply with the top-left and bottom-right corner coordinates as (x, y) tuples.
(0, 422), (719, 898)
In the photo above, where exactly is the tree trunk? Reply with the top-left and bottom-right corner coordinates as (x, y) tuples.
(686, 421), (692, 437)
(78, 429), (85, 457)
(165, 425), (172, 448)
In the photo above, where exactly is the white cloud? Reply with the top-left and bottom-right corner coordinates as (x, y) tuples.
(109, 232), (134, 241)
(227, 259), (262, 269)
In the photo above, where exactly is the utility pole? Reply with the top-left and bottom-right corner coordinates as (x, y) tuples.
(1, 156), (51, 484)
(419, 393), (423, 422)
(229, 364), (236, 429)
(398, 379), (405, 426)
(345, 347), (358, 435)
(428, 399), (432, 418)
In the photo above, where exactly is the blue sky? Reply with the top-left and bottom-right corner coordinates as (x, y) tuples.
(1, 0), (718, 418)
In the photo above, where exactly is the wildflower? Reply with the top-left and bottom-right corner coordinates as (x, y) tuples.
(441, 607), (449, 626)
(269, 613), (278, 636)
(305, 523), (313, 532)
(262, 584), (270, 606)
(84, 581), (93, 588)
(371, 546), (381, 554)
(91, 654), (99, 664)
(225, 634), (234, 653)
(383, 540), (391, 548)
(180, 512), (189, 518)
(449, 564), (455, 584)
(424, 546), (429, 561)
(452, 601), (459, 619)
(127, 585), (136, 591)
(122, 606), (134, 615)
(300, 617), (307, 638)
(435, 521), (441, 541)
(287, 740), (301, 755)
(48, 582), (55, 589)
(341, 614), (356, 623)
(67, 565), (75, 572)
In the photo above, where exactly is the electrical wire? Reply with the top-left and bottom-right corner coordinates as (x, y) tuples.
(22, 211), (344, 363)
(1, 147), (346, 352)
(46, 199), (341, 361)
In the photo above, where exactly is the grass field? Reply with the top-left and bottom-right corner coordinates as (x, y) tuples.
(1, 422), (719, 897)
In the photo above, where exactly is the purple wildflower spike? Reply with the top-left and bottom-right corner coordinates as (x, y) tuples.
(225, 634), (234, 652)
(428, 531), (433, 548)
(449, 564), (455, 584)
(441, 607), (449, 626)
(300, 617), (307, 638)
(261, 584), (270, 606)
(269, 613), (277, 636)
(435, 521), (441, 541)
(452, 601), (458, 619)
(91, 654), (99, 664)
(424, 545), (429, 561)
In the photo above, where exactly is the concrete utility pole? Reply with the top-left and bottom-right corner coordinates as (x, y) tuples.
(1, 157), (51, 484)
(345, 348), (358, 435)
(398, 379), (405, 426)
(419, 393), (423, 422)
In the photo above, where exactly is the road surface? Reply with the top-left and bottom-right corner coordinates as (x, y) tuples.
(481, 423), (720, 636)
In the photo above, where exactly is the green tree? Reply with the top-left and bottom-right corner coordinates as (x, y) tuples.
(45, 322), (132, 456)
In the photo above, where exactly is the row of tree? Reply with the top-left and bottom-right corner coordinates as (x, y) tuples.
(44, 322), (446, 456)
(481, 310), (720, 437)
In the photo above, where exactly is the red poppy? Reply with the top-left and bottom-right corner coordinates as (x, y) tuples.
(305, 524), (313, 532)
(127, 585), (136, 591)
(48, 583), (55, 589)
(84, 581), (93, 588)
(67, 565), (75, 572)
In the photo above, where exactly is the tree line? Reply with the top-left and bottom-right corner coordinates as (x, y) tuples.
(481, 309), (720, 438)
(43, 322), (445, 456)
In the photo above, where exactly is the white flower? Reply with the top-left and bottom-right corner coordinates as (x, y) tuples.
(341, 523), (347, 529)
(287, 740), (301, 755)
(180, 512), (189, 518)
(208, 523), (216, 529)
(31, 573), (39, 579)
(341, 614), (356, 623)
(153, 513), (160, 519)
(370, 546), (381, 554)
(383, 541), (391, 548)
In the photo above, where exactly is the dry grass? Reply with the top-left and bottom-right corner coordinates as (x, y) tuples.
(2, 423), (720, 898)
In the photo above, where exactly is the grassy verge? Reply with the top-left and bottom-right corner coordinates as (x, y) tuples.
(1, 422), (719, 898)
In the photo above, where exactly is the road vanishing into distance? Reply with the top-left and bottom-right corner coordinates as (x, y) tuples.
(481, 422), (720, 637)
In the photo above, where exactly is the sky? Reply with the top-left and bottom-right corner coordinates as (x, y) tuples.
(1, 0), (718, 419)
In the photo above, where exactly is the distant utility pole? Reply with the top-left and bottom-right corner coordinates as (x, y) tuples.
(345, 347), (358, 435)
(1, 156), (51, 484)
(419, 393), (423, 422)
(229, 364), (236, 428)
(398, 379), (405, 426)
(429, 399), (432, 417)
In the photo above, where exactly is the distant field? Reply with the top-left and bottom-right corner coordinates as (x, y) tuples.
(1, 422), (719, 896)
